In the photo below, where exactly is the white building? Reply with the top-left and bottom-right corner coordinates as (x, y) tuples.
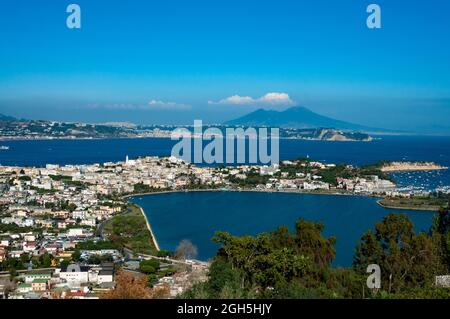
(67, 228), (84, 237)
(58, 264), (89, 288)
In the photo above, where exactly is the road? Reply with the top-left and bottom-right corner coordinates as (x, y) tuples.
(0, 268), (55, 277)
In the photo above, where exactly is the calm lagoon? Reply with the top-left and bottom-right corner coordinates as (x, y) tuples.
(129, 191), (435, 267)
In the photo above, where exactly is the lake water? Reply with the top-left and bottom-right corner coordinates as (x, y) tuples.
(1, 135), (450, 190)
(130, 191), (435, 267)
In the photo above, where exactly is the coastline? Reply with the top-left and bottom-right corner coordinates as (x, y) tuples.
(132, 203), (161, 252)
(0, 136), (164, 142)
(376, 199), (441, 212)
(0, 135), (373, 143)
(126, 188), (441, 214)
(123, 188), (372, 200)
(101, 203), (161, 254)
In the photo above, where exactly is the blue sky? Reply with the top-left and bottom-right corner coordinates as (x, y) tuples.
(0, 0), (450, 132)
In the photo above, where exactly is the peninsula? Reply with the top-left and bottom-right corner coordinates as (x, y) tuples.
(380, 161), (448, 172)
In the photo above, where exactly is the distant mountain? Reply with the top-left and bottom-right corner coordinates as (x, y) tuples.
(225, 106), (386, 132)
(0, 114), (17, 121)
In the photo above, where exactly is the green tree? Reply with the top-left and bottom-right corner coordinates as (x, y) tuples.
(72, 250), (81, 262)
(9, 268), (18, 280)
(20, 253), (31, 265)
(206, 258), (243, 298)
(182, 215), (446, 299)
(140, 259), (160, 274)
(147, 274), (158, 287)
(156, 250), (173, 258)
(354, 214), (445, 294)
(353, 230), (383, 272)
(40, 252), (53, 268)
(211, 219), (333, 294)
(431, 208), (450, 271)
(86, 255), (102, 264)
(60, 259), (71, 269)
(293, 219), (336, 267)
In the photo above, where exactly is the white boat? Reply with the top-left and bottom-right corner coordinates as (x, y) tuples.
(0, 146), (9, 150)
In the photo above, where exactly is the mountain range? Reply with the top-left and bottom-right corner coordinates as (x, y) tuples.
(225, 106), (387, 132)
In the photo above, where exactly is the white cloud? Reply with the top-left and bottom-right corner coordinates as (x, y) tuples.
(258, 92), (294, 105)
(148, 100), (191, 110)
(208, 95), (255, 105)
(209, 92), (295, 106)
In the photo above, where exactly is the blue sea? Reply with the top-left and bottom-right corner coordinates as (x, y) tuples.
(130, 191), (435, 267)
(1, 135), (449, 190)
